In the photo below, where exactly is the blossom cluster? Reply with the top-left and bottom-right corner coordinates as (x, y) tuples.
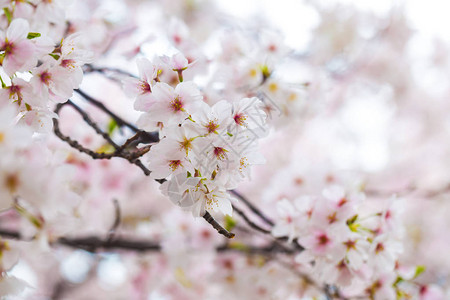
(205, 28), (311, 128)
(124, 54), (267, 217)
(0, 0), (449, 299)
(271, 185), (443, 299)
(0, 103), (80, 295)
(0, 1), (92, 132)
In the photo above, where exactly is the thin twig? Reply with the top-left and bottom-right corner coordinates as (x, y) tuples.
(84, 64), (138, 79)
(107, 199), (121, 241)
(0, 229), (296, 255)
(203, 211), (235, 239)
(232, 205), (271, 234)
(66, 100), (121, 150)
(233, 205), (304, 252)
(230, 189), (274, 226)
(74, 89), (159, 143)
(53, 102), (152, 176)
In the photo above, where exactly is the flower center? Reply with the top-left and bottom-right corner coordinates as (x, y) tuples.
(179, 137), (193, 155)
(3, 40), (14, 55)
(170, 97), (183, 112)
(327, 212), (337, 224)
(140, 81), (151, 93)
(5, 173), (19, 194)
(234, 113), (246, 126)
(206, 120), (219, 134)
(40, 71), (51, 85)
(344, 240), (356, 251)
(61, 59), (76, 69)
(213, 147), (227, 160)
(317, 233), (330, 246)
(168, 160), (182, 171)
(375, 242), (384, 254)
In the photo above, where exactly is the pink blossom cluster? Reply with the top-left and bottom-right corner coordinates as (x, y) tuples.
(0, 103), (80, 295)
(124, 54), (267, 217)
(0, 0), (92, 132)
(0, 0), (450, 299)
(272, 187), (410, 298)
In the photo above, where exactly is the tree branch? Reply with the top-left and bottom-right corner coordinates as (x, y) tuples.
(0, 229), (298, 255)
(203, 211), (235, 239)
(53, 101), (152, 176)
(83, 64), (138, 79)
(230, 189), (274, 226)
(107, 199), (121, 241)
(74, 89), (159, 143)
(53, 100), (232, 238)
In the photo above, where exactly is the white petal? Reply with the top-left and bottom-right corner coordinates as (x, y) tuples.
(7, 18), (29, 41)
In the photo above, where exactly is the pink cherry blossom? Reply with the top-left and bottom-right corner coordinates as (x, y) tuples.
(0, 19), (36, 76)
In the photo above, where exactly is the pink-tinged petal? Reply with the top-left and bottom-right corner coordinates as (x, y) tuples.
(134, 93), (157, 112)
(68, 66), (83, 88)
(171, 52), (189, 69)
(122, 77), (143, 98)
(0, 89), (10, 106)
(136, 57), (156, 82)
(213, 100), (232, 119)
(52, 77), (74, 100)
(3, 40), (35, 75)
(6, 18), (29, 41)
(153, 82), (176, 102)
(136, 113), (160, 132)
(176, 81), (203, 103)
(2, 57), (17, 76)
(33, 36), (55, 56)
(13, 39), (35, 61)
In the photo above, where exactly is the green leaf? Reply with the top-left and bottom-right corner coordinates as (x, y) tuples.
(49, 53), (60, 60)
(393, 276), (403, 287)
(3, 8), (12, 24)
(228, 242), (249, 251)
(27, 32), (41, 39)
(346, 214), (358, 226)
(96, 143), (115, 154)
(107, 118), (118, 136)
(224, 215), (237, 232)
(414, 265), (426, 279)
(260, 64), (271, 80)
(0, 76), (6, 88)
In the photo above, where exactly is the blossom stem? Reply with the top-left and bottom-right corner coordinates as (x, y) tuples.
(203, 211), (235, 239)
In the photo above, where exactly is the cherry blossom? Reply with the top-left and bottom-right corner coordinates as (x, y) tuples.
(0, 18), (36, 76)
(0, 1), (449, 299)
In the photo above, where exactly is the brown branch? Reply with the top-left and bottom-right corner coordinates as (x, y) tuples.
(233, 205), (304, 252)
(54, 101), (232, 238)
(84, 64), (138, 79)
(203, 211), (235, 239)
(57, 235), (161, 252)
(232, 205), (271, 234)
(230, 189), (274, 226)
(61, 65), (343, 300)
(53, 101), (152, 176)
(107, 199), (121, 241)
(65, 100), (121, 150)
(0, 229), (298, 255)
(74, 89), (159, 144)
(366, 183), (450, 199)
